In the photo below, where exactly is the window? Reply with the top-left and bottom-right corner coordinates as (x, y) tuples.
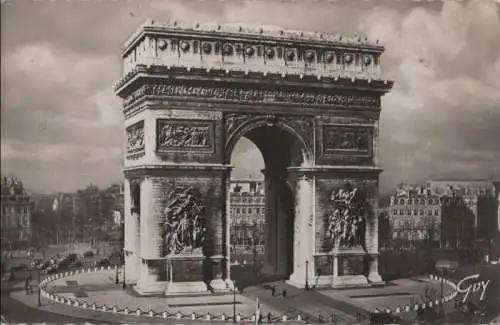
(434, 209), (439, 216)
(236, 208), (240, 213)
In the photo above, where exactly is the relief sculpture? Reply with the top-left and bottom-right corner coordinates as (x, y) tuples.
(126, 121), (145, 154)
(157, 120), (213, 152)
(162, 187), (207, 255)
(323, 126), (372, 157)
(123, 84), (379, 108)
(326, 184), (367, 248)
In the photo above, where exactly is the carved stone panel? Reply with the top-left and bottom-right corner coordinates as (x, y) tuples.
(338, 255), (364, 276)
(322, 124), (373, 157)
(125, 84), (380, 109)
(156, 119), (215, 154)
(314, 255), (333, 276)
(126, 120), (145, 159)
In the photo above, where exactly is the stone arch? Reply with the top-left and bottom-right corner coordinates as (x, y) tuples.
(224, 115), (314, 166)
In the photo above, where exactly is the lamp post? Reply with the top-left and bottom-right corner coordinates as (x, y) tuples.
(37, 269), (41, 307)
(115, 263), (119, 284)
(439, 268), (447, 317)
(233, 280), (237, 324)
(122, 258), (127, 289)
(305, 260), (309, 291)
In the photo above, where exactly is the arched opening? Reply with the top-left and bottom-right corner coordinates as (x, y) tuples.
(228, 122), (312, 283)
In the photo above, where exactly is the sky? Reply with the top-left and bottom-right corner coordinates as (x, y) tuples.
(1, 0), (499, 194)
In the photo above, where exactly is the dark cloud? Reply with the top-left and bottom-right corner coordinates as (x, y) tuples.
(1, 0), (499, 193)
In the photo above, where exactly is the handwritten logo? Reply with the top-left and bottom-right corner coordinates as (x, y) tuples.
(456, 273), (490, 303)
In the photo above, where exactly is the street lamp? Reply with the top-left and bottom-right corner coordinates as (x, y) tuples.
(115, 263), (119, 284)
(122, 260), (127, 289)
(439, 268), (447, 318)
(233, 280), (237, 324)
(37, 269), (41, 307)
(305, 260), (309, 291)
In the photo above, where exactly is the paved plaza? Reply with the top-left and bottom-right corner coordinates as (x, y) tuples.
(44, 270), (281, 317)
(8, 268), (459, 324)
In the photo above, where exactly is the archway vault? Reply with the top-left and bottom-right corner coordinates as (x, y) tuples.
(224, 114), (315, 166)
(116, 21), (393, 295)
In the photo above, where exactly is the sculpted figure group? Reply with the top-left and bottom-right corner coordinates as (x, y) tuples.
(162, 187), (207, 255)
(326, 185), (367, 248)
(158, 123), (209, 149)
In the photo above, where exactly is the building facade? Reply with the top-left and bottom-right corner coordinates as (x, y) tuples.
(1, 176), (33, 247)
(229, 179), (265, 255)
(387, 180), (499, 250)
(389, 185), (441, 249)
(427, 179), (498, 247)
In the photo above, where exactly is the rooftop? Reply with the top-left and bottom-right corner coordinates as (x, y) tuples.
(122, 19), (382, 55)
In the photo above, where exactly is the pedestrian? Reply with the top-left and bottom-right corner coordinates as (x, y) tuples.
(282, 289), (287, 298)
(267, 312), (271, 323)
(25, 273), (32, 295)
(271, 286), (275, 296)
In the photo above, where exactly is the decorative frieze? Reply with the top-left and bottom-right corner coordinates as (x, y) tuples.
(156, 119), (215, 153)
(125, 84), (380, 108)
(126, 120), (145, 159)
(323, 124), (373, 156)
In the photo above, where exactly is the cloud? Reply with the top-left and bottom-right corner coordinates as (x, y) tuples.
(1, 0), (499, 193)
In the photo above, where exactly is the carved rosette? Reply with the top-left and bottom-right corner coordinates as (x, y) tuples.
(161, 187), (207, 256)
(126, 120), (145, 159)
(325, 184), (367, 248)
(124, 83), (380, 109)
(156, 119), (215, 153)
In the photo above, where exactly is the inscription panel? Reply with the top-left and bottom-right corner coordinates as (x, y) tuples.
(314, 255), (333, 276)
(126, 120), (145, 159)
(156, 119), (215, 154)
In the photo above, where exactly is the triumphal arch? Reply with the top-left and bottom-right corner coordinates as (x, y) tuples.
(115, 20), (393, 296)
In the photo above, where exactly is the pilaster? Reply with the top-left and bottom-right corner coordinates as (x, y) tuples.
(288, 174), (314, 287)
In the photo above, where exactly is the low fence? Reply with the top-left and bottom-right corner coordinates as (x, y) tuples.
(39, 266), (304, 323)
(371, 274), (458, 315)
(38, 267), (458, 324)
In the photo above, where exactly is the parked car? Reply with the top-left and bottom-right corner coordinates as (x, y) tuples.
(95, 258), (111, 267)
(30, 259), (42, 269)
(83, 250), (94, 258)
